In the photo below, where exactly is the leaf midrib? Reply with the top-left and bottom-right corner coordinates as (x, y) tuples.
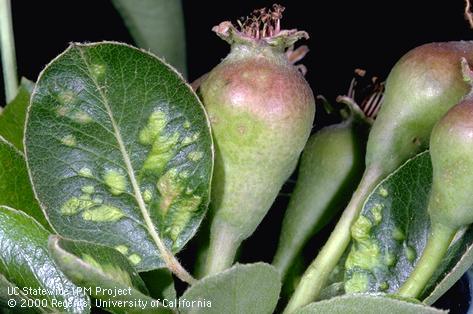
(75, 46), (171, 267)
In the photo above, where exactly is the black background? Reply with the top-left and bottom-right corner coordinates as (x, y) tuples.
(2, 1), (473, 313)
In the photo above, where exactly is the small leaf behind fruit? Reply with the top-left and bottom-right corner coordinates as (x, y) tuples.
(112, 0), (187, 76)
(0, 78), (34, 150)
(48, 236), (172, 314)
(0, 206), (90, 313)
(0, 137), (48, 228)
(179, 263), (281, 314)
(25, 42), (213, 271)
(294, 294), (446, 314)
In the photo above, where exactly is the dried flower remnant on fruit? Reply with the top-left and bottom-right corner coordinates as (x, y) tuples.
(236, 4), (285, 39)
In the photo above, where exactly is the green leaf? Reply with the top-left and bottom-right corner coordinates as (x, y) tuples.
(24, 42), (213, 272)
(140, 269), (176, 301)
(294, 294), (447, 314)
(422, 227), (473, 304)
(0, 206), (90, 313)
(0, 78), (34, 150)
(48, 235), (172, 314)
(0, 274), (39, 314)
(179, 263), (281, 314)
(0, 137), (48, 229)
(343, 151), (473, 301)
(112, 0), (187, 77)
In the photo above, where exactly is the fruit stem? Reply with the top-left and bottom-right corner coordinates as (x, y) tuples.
(203, 220), (240, 276)
(0, 0), (18, 104)
(283, 166), (381, 314)
(397, 222), (457, 299)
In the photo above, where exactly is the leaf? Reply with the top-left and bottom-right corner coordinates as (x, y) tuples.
(24, 42), (213, 272)
(140, 269), (176, 301)
(0, 206), (90, 313)
(0, 274), (39, 314)
(112, 0), (187, 77)
(48, 235), (172, 314)
(294, 294), (447, 314)
(0, 78), (34, 150)
(343, 151), (473, 301)
(422, 228), (473, 304)
(0, 137), (48, 229)
(179, 263), (281, 314)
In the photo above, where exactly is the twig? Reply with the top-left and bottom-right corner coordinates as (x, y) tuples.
(0, 0), (18, 103)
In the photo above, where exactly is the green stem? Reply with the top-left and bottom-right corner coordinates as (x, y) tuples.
(283, 166), (381, 314)
(0, 0), (18, 103)
(397, 222), (456, 298)
(203, 219), (240, 276)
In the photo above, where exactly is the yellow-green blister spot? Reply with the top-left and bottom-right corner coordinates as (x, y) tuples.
(180, 195), (202, 212)
(183, 120), (191, 129)
(371, 203), (383, 225)
(345, 272), (369, 293)
(81, 185), (95, 194)
(82, 254), (132, 287)
(73, 111), (93, 124)
(61, 197), (95, 215)
(58, 90), (76, 105)
(82, 205), (125, 222)
(181, 132), (200, 145)
(79, 194), (92, 201)
(188, 151), (204, 161)
(93, 197), (103, 204)
(61, 134), (76, 147)
(379, 186), (389, 198)
(57, 105), (70, 117)
(157, 168), (183, 215)
(392, 227), (405, 241)
(179, 170), (190, 179)
(78, 167), (94, 178)
(103, 169), (127, 195)
(139, 110), (167, 145)
(405, 245), (416, 262)
(351, 215), (372, 241)
(142, 132), (179, 174)
(115, 245), (129, 255)
(91, 63), (106, 78)
(142, 189), (153, 203)
(384, 252), (397, 267)
(82, 254), (102, 270)
(128, 254), (141, 265)
(379, 281), (389, 291)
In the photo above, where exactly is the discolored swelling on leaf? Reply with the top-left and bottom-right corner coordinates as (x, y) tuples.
(0, 206), (90, 313)
(343, 152), (473, 300)
(25, 42), (213, 271)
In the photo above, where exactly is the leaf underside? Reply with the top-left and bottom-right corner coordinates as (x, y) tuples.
(48, 236), (172, 314)
(25, 42), (213, 271)
(180, 263), (281, 314)
(0, 206), (90, 313)
(295, 294), (446, 314)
